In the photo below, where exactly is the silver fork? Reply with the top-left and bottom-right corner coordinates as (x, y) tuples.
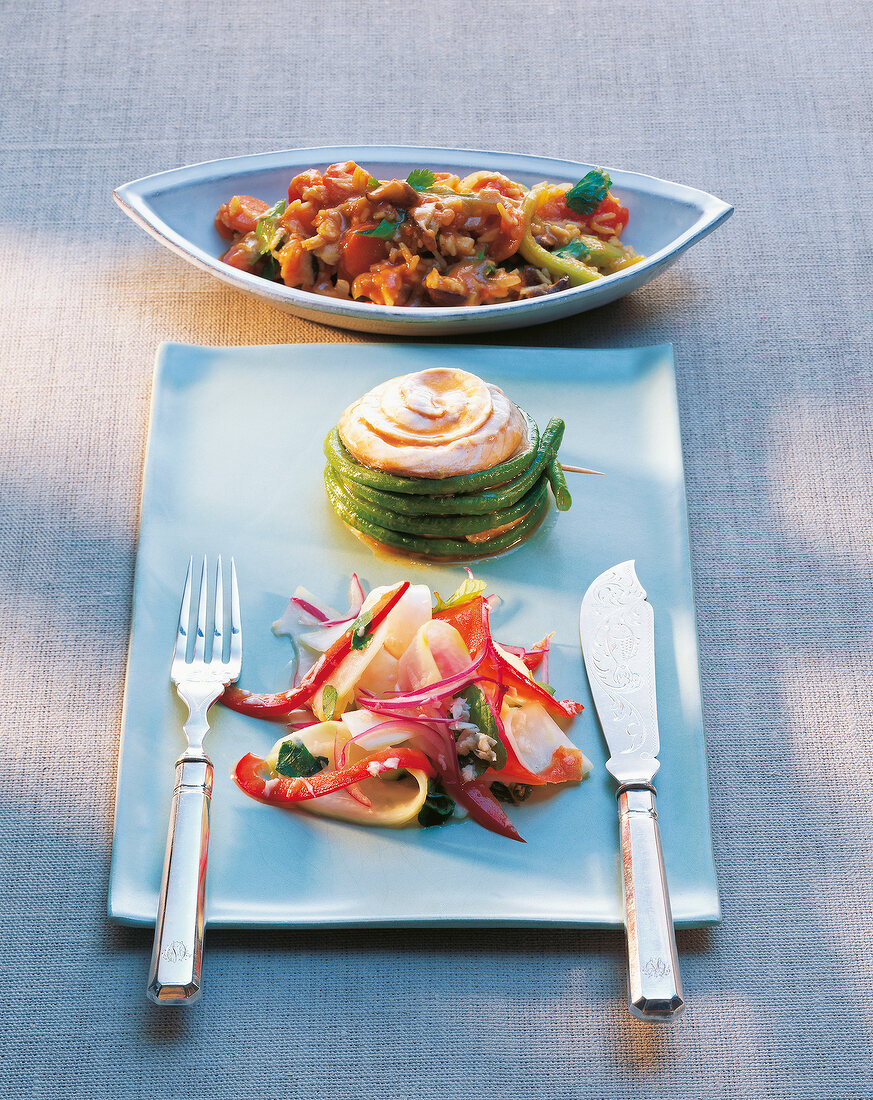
(147, 556), (242, 1005)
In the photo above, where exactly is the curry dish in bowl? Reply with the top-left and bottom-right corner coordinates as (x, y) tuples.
(215, 160), (642, 308)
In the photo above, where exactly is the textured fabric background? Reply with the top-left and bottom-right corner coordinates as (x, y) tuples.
(1, 0), (871, 1097)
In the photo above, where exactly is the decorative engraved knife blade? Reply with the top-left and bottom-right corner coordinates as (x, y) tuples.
(580, 560), (684, 1021)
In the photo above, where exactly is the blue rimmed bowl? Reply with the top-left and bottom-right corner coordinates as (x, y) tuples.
(114, 145), (733, 336)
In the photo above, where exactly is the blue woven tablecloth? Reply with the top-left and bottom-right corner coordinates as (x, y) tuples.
(1, 1), (871, 1096)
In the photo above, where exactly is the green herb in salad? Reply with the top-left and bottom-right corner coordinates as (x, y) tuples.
(417, 778), (456, 827)
(350, 614), (374, 651)
(275, 737), (329, 778)
(432, 576), (488, 613)
(321, 684), (338, 720)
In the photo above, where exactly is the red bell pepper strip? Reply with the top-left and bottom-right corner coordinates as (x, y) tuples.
(233, 745), (435, 805)
(435, 596), (582, 718)
(222, 581), (411, 719)
(522, 646), (546, 672)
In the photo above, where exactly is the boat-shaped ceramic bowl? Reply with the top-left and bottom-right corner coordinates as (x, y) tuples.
(114, 145), (733, 336)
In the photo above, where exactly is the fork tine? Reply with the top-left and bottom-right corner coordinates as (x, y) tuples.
(228, 557), (242, 675)
(192, 555), (208, 663)
(173, 556), (194, 665)
(212, 555), (224, 663)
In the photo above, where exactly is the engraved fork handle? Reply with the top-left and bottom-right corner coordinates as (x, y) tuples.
(147, 754), (212, 1004)
(618, 784), (684, 1020)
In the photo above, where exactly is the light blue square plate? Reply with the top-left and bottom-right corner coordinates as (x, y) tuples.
(109, 342), (720, 928)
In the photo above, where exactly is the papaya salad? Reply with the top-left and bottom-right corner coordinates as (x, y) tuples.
(215, 161), (642, 307)
(222, 574), (591, 841)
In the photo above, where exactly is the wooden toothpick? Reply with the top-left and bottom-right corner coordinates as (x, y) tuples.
(560, 463), (605, 476)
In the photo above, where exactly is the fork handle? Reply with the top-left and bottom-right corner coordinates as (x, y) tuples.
(147, 754), (212, 1004)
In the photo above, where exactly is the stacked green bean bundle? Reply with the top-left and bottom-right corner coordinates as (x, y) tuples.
(324, 410), (572, 559)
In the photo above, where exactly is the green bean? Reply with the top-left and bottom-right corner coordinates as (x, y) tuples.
(546, 458), (572, 511)
(518, 187), (601, 286)
(423, 188), (505, 212)
(323, 407), (539, 496)
(329, 417), (565, 516)
(323, 408), (570, 559)
(575, 234), (627, 267)
(327, 465), (549, 536)
(324, 470), (551, 559)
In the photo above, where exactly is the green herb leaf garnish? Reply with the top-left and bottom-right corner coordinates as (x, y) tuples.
(322, 684), (338, 720)
(406, 168), (436, 191)
(367, 175), (380, 190)
(254, 199), (286, 255)
(260, 254), (281, 281)
(565, 169), (611, 215)
(474, 245), (496, 274)
(432, 576), (487, 613)
(358, 211), (406, 239)
(554, 238), (591, 260)
(275, 737), (328, 778)
(349, 607), (375, 651)
(417, 778), (456, 827)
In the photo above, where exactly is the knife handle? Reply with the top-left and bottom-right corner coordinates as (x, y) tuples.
(617, 784), (684, 1021)
(147, 755), (212, 1005)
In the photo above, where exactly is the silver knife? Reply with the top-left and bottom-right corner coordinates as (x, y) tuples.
(579, 560), (684, 1021)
